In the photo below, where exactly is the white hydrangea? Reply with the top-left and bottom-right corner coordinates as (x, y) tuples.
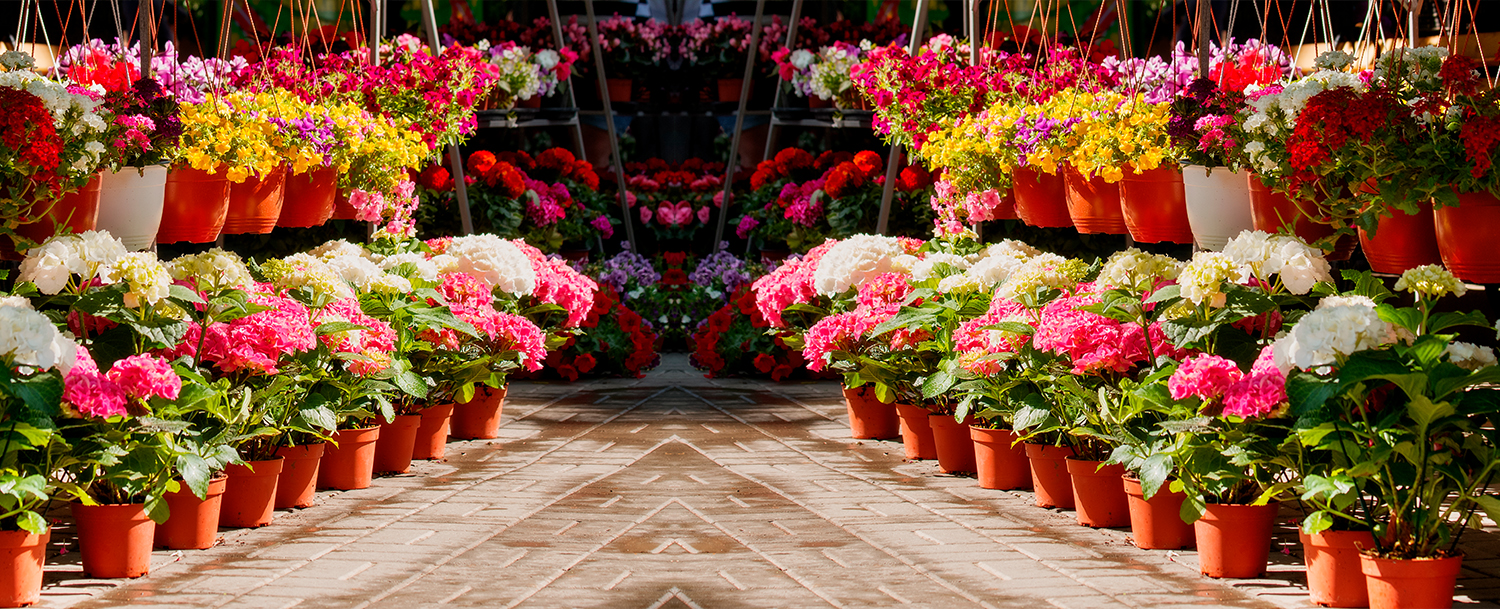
(264, 253), (356, 300)
(101, 252), (171, 308)
(1445, 342), (1497, 371)
(325, 255), (385, 290)
(911, 252), (971, 282)
(310, 239), (373, 261)
(813, 235), (908, 296)
(167, 248), (253, 290)
(0, 303), (78, 373)
(368, 274), (413, 296)
(1099, 248), (1183, 292)
(1220, 230), (1331, 295)
(937, 273), (985, 294)
(18, 238), (81, 295)
(996, 253), (1085, 301)
(447, 234), (536, 296)
(429, 254), (459, 275)
(1273, 296), (1403, 371)
(1178, 252), (1238, 307)
(1394, 264), (1467, 299)
(0, 296), (31, 309)
(378, 252), (441, 283)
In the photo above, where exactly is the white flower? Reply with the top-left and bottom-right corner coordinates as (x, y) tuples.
(911, 252), (970, 282)
(368, 274), (413, 296)
(429, 254), (459, 275)
(447, 235), (536, 296)
(378, 252), (441, 282)
(18, 238), (80, 295)
(1445, 342), (1497, 371)
(325, 255), (384, 289)
(1314, 50), (1354, 70)
(937, 273), (984, 294)
(0, 304), (78, 373)
(1274, 297), (1402, 371)
(75, 230), (127, 271)
(1099, 248), (1183, 292)
(812, 235), (908, 296)
(101, 252), (172, 308)
(1394, 264), (1467, 298)
(167, 248), (253, 290)
(0, 296), (31, 309)
(1220, 230), (1330, 295)
(263, 253), (355, 300)
(790, 49), (816, 71)
(996, 253), (1086, 301)
(1178, 252), (1237, 307)
(310, 239), (372, 261)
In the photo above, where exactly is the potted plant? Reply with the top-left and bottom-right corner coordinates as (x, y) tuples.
(1417, 53), (1500, 283)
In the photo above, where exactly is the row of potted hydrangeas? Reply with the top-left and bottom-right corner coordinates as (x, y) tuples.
(0, 226), (592, 606)
(751, 227), (1500, 609)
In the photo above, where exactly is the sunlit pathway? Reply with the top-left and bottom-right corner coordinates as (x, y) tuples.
(31, 355), (1495, 608)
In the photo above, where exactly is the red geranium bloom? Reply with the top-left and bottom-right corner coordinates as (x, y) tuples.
(660, 269), (689, 285)
(468, 151), (497, 176)
(417, 165), (453, 191)
(663, 251), (687, 266)
(537, 148), (576, 170)
(574, 353), (597, 373)
(770, 364), (794, 381)
(753, 353), (776, 373)
(556, 364), (579, 382)
(852, 151), (883, 176)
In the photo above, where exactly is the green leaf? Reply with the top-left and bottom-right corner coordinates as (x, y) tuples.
(1302, 510), (1334, 535)
(1405, 394), (1455, 429)
(1341, 270), (1394, 303)
(1137, 454), (1171, 499)
(168, 284), (206, 305)
(921, 370), (957, 399)
(15, 511), (46, 535)
(1474, 496), (1500, 527)
(315, 321), (369, 336)
(176, 453), (212, 499)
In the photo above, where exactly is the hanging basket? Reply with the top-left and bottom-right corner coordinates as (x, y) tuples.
(94, 165), (167, 251)
(1012, 167), (1072, 228)
(222, 166), (287, 235)
(1118, 165), (1193, 244)
(12, 172), (102, 247)
(1434, 191), (1500, 283)
(1182, 164), (1255, 251)
(157, 165), (231, 244)
(1359, 204), (1442, 275)
(1247, 175), (1355, 261)
(1062, 165), (1127, 234)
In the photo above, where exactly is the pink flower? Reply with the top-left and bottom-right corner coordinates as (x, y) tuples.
(751, 241), (835, 328)
(735, 216), (760, 239)
(856, 273), (913, 309)
(313, 299), (397, 376)
(1222, 346), (1287, 418)
(105, 354), (181, 401)
(438, 272), (494, 309)
(801, 304), (899, 371)
(511, 240), (598, 328)
(696, 205), (710, 225)
(1168, 354), (1244, 401)
(639, 205), (653, 224)
(490, 312), (548, 372)
(64, 348), (127, 418)
(178, 292), (318, 374)
(1032, 292), (1154, 374)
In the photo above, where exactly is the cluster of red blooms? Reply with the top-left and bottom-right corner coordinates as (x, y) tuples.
(820, 151), (883, 198)
(1442, 55), (1500, 180)
(416, 148), (601, 194)
(690, 287), (807, 381)
(529, 285), (658, 381)
(1286, 88), (1395, 185)
(750, 148), (932, 196)
(0, 89), (65, 198)
(749, 148), (817, 190)
(1205, 48), (1283, 95)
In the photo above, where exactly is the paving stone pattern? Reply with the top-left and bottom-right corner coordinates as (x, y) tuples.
(35, 355), (1500, 608)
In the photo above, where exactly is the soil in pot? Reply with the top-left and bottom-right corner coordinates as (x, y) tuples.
(1066, 459), (1129, 528)
(318, 427), (381, 491)
(843, 387), (900, 440)
(452, 386), (507, 440)
(970, 427), (1030, 490)
(895, 403), (938, 460)
(1360, 552), (1463, 609)
(0, 530), (48, 606)
(72, 502), (155, 578)
(927, 414), (977, 474)
(375, 414), (422, 474)
(155, 474), (228, 550)
(1023, 444), (1075, 509)
(1194, 502), (1280, 578)
(274, 443), (326, 509)
(221, 457), (284, 528)
(1301, 529), (1375, 608)
(1122, 475), (1194, 550)
(413, 403), (455, 460)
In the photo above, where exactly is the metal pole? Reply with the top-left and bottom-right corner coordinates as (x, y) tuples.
(876, 0), (929, 236)
(1407, 0), (1423, 47)
(762, 0), (805, 162)
(969, 0), (980, 65)
(547, 0), (587, 157)
(139, 0), (154, 79)
(421, 0), (475, 235)
(712, 0), (767, 254)
(1196, 0), (1210, 74)
(584, 0), (637, 252)
(369, 0), (383, 65)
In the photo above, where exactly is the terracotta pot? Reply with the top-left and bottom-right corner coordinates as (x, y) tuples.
(274, 443), (325, 510)
(375, 415), (422, 474)
(1122, 475), (1194, 550)
(606, 78), (632, 103)
(1361, 552), (1463, 609)
(717, 78), (752, 103)
(1358, 204), (1442, 275)
(318, 427), (381, 490)
(1023, 443), (1075, 509)
(12, 172), (101, 246)
(1012, 167), (1073, 228)
(927, 414), (977, 474)
(94, 165), (167, 250)
(157, 165), (230, 244)
(1194, 502), (1280, 578)
(1066, 459), (1129, 528)
(1435, 191), (1500, 283)
(413, 403), (455, 460)
(1062, 166), (1127, 234)
(221, 166), (286, 235)
(0, 530), (48, 606)
(71, 502), (154, 578)
(990, 189), (1020, 220)
(894, 403), (937, 460)
(451, 386), (507, 440)
(1119, 165), (1193, 244)
(517, 96), (541, 108)
(1301, 530), (1375, 608)
(1181, 164), (1255, 251)
(1247, 175), (1355, 261)
(220, 457), (283, 528)
(970, 427), (1030, 490)
(155, 474), (227, 550)
(843, 387), (900, 440)
(331, 188), (359, 220)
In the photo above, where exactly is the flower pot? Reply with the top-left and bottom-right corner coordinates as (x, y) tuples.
(1358, 204), (1442, 275)
(606, 78), (633, 103)
(413, 403), (455, 460)
(94, 165), (167, 250)
(1194, 502), (1280, 578)
(1360, 552), (1463, 609)
(451, 386), (507, 440)
(1023, 443), (1075, 509)
(717, 78), (750, 103)
(0, 530), (48, 606)
(843, 386), (900, 440)
(375, 414), (422, 474)
(1119, 165), (1194, 244)
(517, 96), (542, 109)
(155, 474), (227, 550)
(274, 443), (325, 510)
(1300, 530), (1375, 608)
(221, 166), (286, 235)
(1062, 166), (1127, 234)
(71, 502), (155, 578)
(970, 427), (1030, 490)
(1122, 475), (1194, 550)
(318, 427), (381, 491)
(927, 414), (977, 474)
(895, 403), (938, 460)
(1012, 167), (1073, 228)
(12, 171), (101, 246)
(278, 168), (339, 228)
(220, 457), (283, 528)
(1181, 164), (1254, 251)
(1065, 459), (1129, 528)
(157, 165), (231, 244)
(1247, 175), (1355, 261)
(331, 188), (359, 220)
(1435, 191), (1500, 283)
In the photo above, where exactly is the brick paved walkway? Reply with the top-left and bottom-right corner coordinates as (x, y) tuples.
(34, 355), (1500, 608)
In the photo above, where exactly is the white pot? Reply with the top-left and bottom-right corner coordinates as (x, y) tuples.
(94, 166), (166, 250)
(1181, 164), (1254, 251)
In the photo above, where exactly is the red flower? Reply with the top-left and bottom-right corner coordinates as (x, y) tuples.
(897, 165), (931, 192)
(417, 165), (453, 191)
(663, 251), (687, 266)
(770, 364), (794, 381)
(852, 151), (883, 176)
(0, 88), (64, 197)
(556, 364), (579, 382)
(1441, 55), (1484, 97)
(822, 162), (866, 199)
(483, 162), (527, 198)
(498, 150), (535, 171)
(1460, 108), (1500, 180)
(617, 309), (642, 334)
(707, 312), (732, 334)
(68, 50), (140, 93)
(574, 353), (597, 373)
(467, 151), (497, 176)
(537, 148), (576, 171)
(815, 150), (853, 171)
(753, 353), (776, 373)
(774, 148), (814, 172)
(660, 269), (688, 285)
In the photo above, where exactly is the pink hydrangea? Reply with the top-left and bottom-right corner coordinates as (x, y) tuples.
(511, 240), (598, 328)
(490, 312), (547, 372)
(752, 240), (835, 328)
(64, 348), (127, 418)
(964, 189), (1007, 222)
(1222, 346), (1287, 418)
(856, 273), (913, 309)
(1032, 292), (1151, 374)
(314, 299), (397, 376)
(801, 304), (899, 372)
(105, 354), (181, 401)
(1168, 354), (1244, 401)
(177, 292), (318, 374)
(438, 272), (494, 309)
(955, 297), (1032, 360)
